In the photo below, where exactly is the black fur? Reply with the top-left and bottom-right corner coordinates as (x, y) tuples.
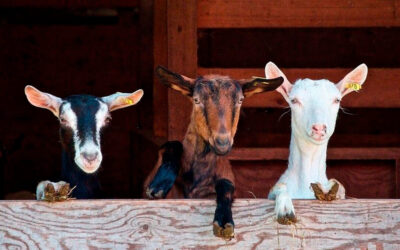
(61, 150), (102, 199)
(213, 179), (235, 227)
(59, 95), (104, 199)
(148, 141), (183, 198)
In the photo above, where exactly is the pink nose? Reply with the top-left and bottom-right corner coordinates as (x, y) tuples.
(312, 124), (327, 136)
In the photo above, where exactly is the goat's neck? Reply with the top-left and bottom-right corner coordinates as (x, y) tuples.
(288, 129), (329, 189)
(182, 119), (213, 161)
(61, 148), (101, 198)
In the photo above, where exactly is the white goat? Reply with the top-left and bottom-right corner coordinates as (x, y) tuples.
(265, 62), (368, 223)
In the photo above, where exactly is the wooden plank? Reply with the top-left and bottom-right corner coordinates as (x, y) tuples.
(167, 0), (197, 141)
(1, 199), (400, 248)
(198, 68), (400, 108)
(396, 159), (400, 198)
(228, 148), (400, 161)
(198, 0), (400, 28)
(0, 0), (140, 8)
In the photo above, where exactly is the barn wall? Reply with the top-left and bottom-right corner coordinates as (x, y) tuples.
(0, 4), (154, 198)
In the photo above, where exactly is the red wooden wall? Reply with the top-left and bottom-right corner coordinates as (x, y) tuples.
(153, 0), (400, 199)
(0, 0), (154, 198)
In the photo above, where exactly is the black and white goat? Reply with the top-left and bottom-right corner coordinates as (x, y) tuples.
(25, 85), (143, 199)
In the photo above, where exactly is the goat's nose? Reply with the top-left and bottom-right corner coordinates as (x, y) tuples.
(215, 137), (230, 147)
(82, 152), (98, 162)
(312, 124), (327, 135)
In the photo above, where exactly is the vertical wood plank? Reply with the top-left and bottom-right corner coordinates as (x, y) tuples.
(167, 0), (197, 140)
(396, 159), (400, 198)
(153, 0), (169, 138)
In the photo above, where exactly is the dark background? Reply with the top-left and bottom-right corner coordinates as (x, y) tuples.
(1, 1), (400, 199)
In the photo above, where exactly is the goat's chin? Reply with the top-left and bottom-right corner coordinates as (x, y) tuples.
(75, 159), (101, 174)
(308, 136), (329, 145)
(213, 146), (232, 156)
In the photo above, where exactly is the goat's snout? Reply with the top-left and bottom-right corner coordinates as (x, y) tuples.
(215, 137), (230, 147)
(311, 124), (327, 140)
(82, 152), (99, 163)
(213, 135), (232, 155)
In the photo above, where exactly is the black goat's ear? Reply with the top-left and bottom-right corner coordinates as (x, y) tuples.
(24, 85), (63, 117)
(155, 66), (195, 96)
(241, 76), (284, 97)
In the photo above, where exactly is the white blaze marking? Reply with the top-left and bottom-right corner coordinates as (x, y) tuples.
(61, 101), (108, 174)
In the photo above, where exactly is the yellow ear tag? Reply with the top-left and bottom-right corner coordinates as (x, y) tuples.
(345, 82), (362, 91)
(124, 98), (134, 105)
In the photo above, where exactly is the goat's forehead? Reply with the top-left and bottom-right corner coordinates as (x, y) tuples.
(194, 77), (242, 96)
(60, 95), (107, 118)
(290, 79), (340, 99)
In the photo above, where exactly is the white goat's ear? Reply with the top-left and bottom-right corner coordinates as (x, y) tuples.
(101, 89), (144, 112)
(336, 64), (368, 97)
(265, 62), (293, 102)
(24, 85), (63, 117)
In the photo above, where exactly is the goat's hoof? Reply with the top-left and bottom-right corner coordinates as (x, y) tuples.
(44, 183), (56, 195)
(277, 212), (297, 225)
(213, 221), (234, 240)
(145, 187), (164, 199)
(311, 180), (344, 201)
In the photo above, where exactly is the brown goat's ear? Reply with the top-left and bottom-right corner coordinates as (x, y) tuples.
(155, 66), (195, 96)
(24, 85), (63, 117)
(241, 76), (284, 97)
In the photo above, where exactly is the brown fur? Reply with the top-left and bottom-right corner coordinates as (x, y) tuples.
(144, 67), (283, 199)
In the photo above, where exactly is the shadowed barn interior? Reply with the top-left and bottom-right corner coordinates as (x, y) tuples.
(1, 0), (400, 200)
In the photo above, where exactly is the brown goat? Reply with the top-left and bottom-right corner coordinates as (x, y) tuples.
(144, 66), (283, 239)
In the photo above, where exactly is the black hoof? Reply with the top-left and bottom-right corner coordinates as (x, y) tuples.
(213, 221), (234, 240)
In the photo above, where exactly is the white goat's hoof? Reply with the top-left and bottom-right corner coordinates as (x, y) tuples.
(328, 179), (346, 200)
(311, 179), (346, 201)
(275, 190), (297, 225)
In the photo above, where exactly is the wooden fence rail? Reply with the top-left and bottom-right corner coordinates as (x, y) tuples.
(1, 199), (400, 249)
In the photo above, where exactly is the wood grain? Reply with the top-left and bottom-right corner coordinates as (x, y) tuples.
(198, 68), (400, 108)
(1, 199), (400, 249)
(167, 0), (198, 141)
(198, 0), (400, 28)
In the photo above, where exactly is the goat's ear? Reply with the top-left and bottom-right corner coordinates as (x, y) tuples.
(155, 65), (195, 96)
(24, 85), (63, 117)
(101, 89), (144, 112)
(265, 62), (293, 102)
(241, 76), (284, 97)
(336, 64), (368, 97)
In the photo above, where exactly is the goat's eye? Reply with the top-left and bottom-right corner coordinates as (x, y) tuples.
(290, 98), (299, 105)
(238, 97), (244, 104)
(59, 117), (68, 125)
(193, 97), (201, 104)
(334, 98), (341, 104)
(105, 117), (112, 125)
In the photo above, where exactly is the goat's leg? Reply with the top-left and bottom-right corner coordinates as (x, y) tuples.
(145, 141), (183, 199)
(268, 183), (297, 225)
(213, 178), (235, 240)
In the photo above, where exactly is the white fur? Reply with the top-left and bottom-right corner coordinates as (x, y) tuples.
(265, 62), (367, 220)
(61, 102), (104, 174)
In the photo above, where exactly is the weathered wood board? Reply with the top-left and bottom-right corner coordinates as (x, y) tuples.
(1, 199), (399, 249)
